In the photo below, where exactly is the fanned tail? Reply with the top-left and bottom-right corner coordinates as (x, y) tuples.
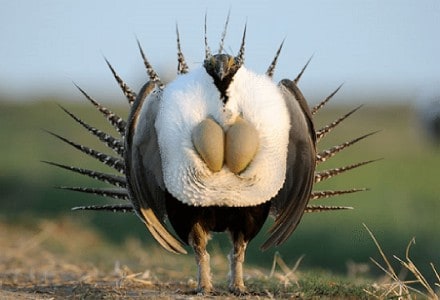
(48, 32), (377, 219)
(306, 82), (379, 212)
(49, 36), (172, 213)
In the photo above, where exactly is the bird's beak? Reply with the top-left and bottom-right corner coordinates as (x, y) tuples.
(216, 62), (227, 81)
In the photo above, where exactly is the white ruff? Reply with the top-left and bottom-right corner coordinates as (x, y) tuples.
(155, 66), (290, 207)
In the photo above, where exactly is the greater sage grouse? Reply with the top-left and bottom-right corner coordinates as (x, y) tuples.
(46, 18), (376, 294)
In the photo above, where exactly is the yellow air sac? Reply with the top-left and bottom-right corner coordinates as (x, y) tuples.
(225, 117), (259, 174)
(192, 118), (225, 172)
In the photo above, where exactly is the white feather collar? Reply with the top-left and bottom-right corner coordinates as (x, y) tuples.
(155, 66), (290, 207)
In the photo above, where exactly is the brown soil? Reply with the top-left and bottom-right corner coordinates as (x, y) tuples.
(0, 217), (297, 299)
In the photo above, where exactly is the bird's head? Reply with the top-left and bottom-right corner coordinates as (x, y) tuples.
(203, 54), (242, 101)
(204, 54), (241, 82)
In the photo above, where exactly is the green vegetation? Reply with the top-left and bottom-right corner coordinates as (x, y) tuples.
(1, 99), (439, 297)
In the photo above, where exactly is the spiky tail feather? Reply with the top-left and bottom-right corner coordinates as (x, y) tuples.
(307, 82), (378, 211)
(72, 204), (133, 213)
(47, 36), (376, 214)
(105, 58), (137, 105)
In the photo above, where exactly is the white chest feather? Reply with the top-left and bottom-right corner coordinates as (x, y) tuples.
(155, 66), (290, 207)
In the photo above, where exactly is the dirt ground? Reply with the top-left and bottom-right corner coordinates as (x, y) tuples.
(6, 217), (437, 299)
(1, 217), (196, 299)
(0, 217), (308, 299)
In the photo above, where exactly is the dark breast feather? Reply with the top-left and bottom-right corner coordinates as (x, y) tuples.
(165, 196), (271, 244)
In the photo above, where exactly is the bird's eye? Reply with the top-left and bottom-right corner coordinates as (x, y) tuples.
(209, 57), (215, 66)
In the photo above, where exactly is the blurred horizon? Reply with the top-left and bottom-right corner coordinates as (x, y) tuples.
(1, 0), (439, 105)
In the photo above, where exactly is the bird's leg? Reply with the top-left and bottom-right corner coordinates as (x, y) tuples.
(189, 223), (213, 294)
(228, 232), (247, 294)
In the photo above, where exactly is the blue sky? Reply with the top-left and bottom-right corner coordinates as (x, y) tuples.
(1, 0), (439, 104)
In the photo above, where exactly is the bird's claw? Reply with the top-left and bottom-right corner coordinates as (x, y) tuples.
(229, 284), (247, 295)
(195, 285), (214, 295)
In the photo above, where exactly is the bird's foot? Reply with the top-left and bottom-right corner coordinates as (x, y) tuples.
(195, 284), (214, 295)
(229, 283), (247, 295)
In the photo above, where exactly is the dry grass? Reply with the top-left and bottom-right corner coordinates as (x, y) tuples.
(0, 217), (374, 299)
(9, 217), (439, 299)
(2, 218), (438, 299)
(363, 224), (440, 299)
(0, 217), (202, 299)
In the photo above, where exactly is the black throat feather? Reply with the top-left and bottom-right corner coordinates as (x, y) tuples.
(206, 69), (236, 104)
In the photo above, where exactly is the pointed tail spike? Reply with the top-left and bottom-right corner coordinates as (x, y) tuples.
(175, 24), (189, 74)
(73, 83), (126, 136)
(42, 160), (126, 188)
(305, 205), (354, 213)
(218, 10), (231, 54)
(104, 58), (137, 105)
(293, 55), (313, 84)
(204, 13), (212, 59)
(310, 188), (368, 201)
(237, 23), (247, 65)
(46, 130), (125, 174)
(316, 104), (363, 142)
(315, 159), (381, 183)
(316, 131), (380, 163)
(266, 39), (285, 78)
(72, 204), (134, 213)
(57, 186), (129, 201)
(58, 105), (124, 156)
(311, 84), (344, 115)
(136, 39), (164, 88)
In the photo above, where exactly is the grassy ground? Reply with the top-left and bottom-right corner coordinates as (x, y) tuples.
(2, 218), (438, 299)
(1, 99), (439, 298)
(0, 217), (375, 299)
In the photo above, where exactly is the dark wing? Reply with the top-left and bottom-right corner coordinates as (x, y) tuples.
(125, 81), (187, 254)
(261, 79), (317, 250)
